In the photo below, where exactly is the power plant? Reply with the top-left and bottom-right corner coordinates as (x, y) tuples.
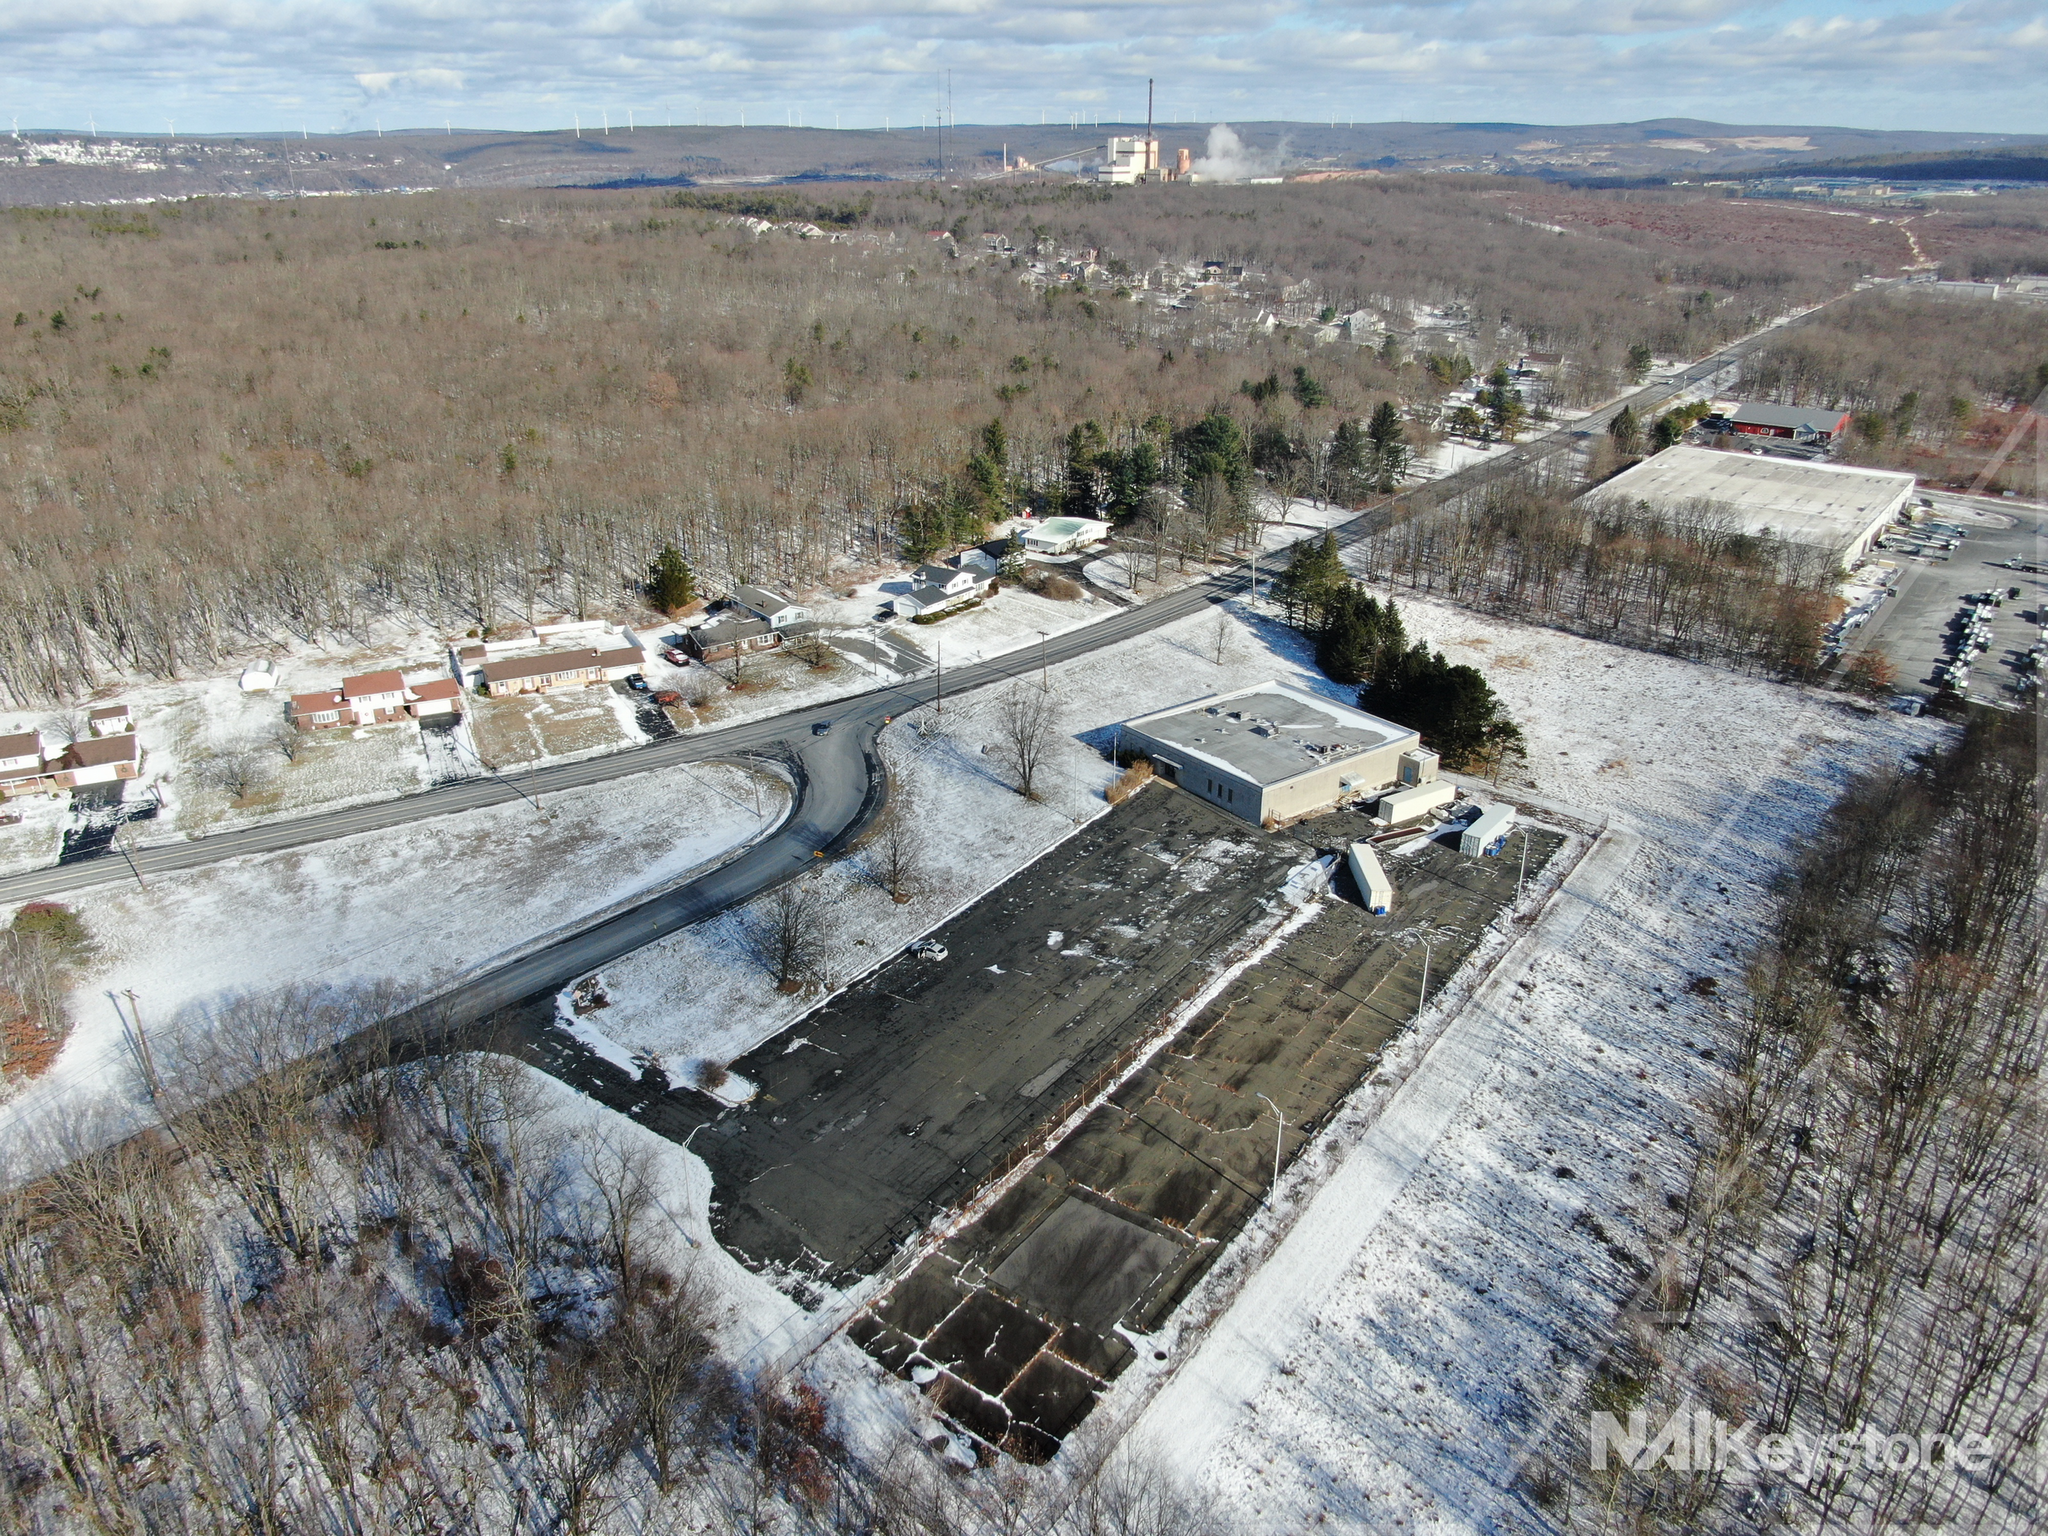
(1093, 80), (1190, 183)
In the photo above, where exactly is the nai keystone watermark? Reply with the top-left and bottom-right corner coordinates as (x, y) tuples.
(1591, 1405), (2008, 1480)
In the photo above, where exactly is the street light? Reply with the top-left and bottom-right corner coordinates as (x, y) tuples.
(1255, 1091), (1284, 1205)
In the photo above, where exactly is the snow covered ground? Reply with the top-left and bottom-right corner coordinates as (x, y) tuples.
(0, 762), (786, 1155)
(565, 590), (1353, 1074)
(1085, 602), (1947, 1532)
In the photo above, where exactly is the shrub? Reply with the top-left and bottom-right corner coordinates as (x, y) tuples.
(1105, 759), (1153, 805)
(12, 902), (87, 961)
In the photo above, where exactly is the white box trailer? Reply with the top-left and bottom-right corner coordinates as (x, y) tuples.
(1347, 842), (1393, 914)
(1460, 803), (1516, 856)
(1376, 779), (1456, 824)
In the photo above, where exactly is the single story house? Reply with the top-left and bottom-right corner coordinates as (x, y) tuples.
(683, 617), (781, 663)
(52, 733), (139, 788)
(1121, 681), (1420, 826)
(88, 704), (133, 737)
(1023, 517), (1112, 555)
(478, 644), (645, 697)
(731, 585), (811, 629)
(1728, 402), (1852, 446)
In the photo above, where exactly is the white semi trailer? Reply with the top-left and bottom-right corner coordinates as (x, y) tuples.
(1460, 803), (1517, 856)
(1347, 841), (1393, 914)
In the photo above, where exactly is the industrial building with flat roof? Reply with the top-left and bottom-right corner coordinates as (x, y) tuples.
(1120, 681), (1420, 825)
(1591, 445), (1915, 568)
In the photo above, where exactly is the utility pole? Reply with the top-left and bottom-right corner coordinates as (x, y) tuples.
(935, 641), (944, 714)
(1418, 941), (1431, 1014)
(1256, 1092), (1284, 1204)
(1037, 630), (1049, 690)
(1516, 829), (1530, 904)
(124, 990), (163, 1104)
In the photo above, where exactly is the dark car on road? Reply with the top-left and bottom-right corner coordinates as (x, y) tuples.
(811, 720), (832, 736)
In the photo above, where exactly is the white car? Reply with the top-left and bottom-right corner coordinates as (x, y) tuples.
(909, 939), (948, 962)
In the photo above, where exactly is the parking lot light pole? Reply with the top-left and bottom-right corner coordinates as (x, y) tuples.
(1255, 1092), (1284, 1205)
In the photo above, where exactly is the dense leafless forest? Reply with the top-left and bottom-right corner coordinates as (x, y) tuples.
(1525, 713), (2046, 1535)
(0, 176), (1935, 707)
(1731, 288), (2048, 493)
(0, 998), (1214, 1534)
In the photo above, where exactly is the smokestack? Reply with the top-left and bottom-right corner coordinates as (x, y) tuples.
(1147, 78), (1154, 171)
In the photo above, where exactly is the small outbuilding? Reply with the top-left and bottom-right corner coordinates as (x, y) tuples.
(1376, 780), (1456, 824)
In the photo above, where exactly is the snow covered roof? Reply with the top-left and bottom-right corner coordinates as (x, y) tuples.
(1124, 682), (1418, 788)
(1591, 446), (1915, 558)
(733, 584), (798, 614)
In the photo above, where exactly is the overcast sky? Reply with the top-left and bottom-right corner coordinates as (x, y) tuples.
(3, 0), (2045, 138)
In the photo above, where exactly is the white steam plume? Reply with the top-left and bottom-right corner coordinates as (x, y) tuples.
(1189, 124), (1278, 182)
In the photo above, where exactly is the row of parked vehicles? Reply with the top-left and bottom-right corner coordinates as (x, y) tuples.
(1938, 588), (2026, 692)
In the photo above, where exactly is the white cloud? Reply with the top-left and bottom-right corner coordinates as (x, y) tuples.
(354, 67), (467, 96)
(0, 0), (2043, 133)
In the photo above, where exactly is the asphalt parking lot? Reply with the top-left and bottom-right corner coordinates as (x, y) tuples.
(849, 805), (1566, 1460)
(499, 777), (1568, 1460)
(1847, 494), (2047, 701)
(697, 788), (1313, 1282)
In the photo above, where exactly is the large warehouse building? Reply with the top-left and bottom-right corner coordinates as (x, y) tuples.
(1591, 445), (1915, 569)
(1121, 682), (1421, 825)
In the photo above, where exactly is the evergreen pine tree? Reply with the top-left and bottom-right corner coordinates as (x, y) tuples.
(645, 544), (696, 613)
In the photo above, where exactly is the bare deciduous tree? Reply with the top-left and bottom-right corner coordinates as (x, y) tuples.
(756, 879), (829, 991)
(993, 683), (1060, 801)
(866, 771), (926, 903)
(197, 748), (266, 801)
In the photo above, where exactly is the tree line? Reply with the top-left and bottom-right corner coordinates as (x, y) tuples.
(1275, 534), (1526, 777)
(1529, 709), (2045, 1536)
(1352, 471), (1847, 678)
